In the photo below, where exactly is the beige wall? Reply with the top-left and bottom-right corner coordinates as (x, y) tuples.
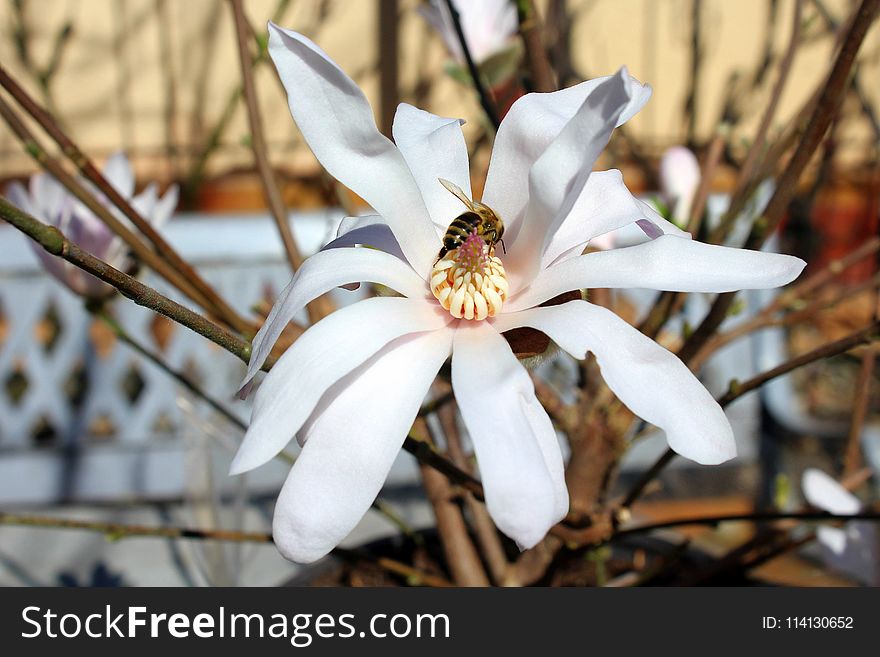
(1, 0), (877, 191)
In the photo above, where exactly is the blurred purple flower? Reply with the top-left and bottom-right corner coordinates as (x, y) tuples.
(6, 153), (177, 297)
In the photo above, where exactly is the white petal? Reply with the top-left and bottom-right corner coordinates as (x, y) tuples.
(67, 207), (115, 259)
(492, 301), (736, 464)
(273, 329), (453, 563)
(660, 146), (700, 223)
(102, 152), (136, 199)
(322, 214), (406, 262)
(392, 103), (471, 231)
(130, 182), (159, 223)
(482, 72), (651, 242)
(541, 170), (690, 269)
(506, 234), (807, 312)
(232, 297), (450, 474)
(6, 181), (36, 216)
(268, 23), (438, 276)
(802, 469), (861, 515)
(504, 69), (633, 291)
(816, 526), (849, 555)
(241, 247), (429, 390)
(30, 173), (67, 220)
(452, 322), (567, 549)
(152, 184), (179, 228)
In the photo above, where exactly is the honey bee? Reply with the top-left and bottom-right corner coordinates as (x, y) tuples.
(435, 178), (506, 262)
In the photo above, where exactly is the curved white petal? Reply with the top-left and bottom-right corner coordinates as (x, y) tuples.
(273, 329), (453, 563)
(492, 301), (736, 464)
(322, 214), (406, 262)
(506, 234), (807, 312)
(482, 72), (651, 240)
(232, 297), (450, 474)
(392, 104), (471, 231)
(540, 170), (690, 269)
(504, 69), (633, 291)
(242, 247), (429, 389)
(452, 322), (567, 549)
(103, 152), (136, 199)
(268, 23), (438, 276)
(802, 469), (861, 515)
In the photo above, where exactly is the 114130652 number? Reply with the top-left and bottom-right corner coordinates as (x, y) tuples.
(786, 617), (853, 629)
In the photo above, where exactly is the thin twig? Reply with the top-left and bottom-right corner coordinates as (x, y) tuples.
(229, 0), (332, 325)
(684, 0), (703, 146)
(443, 0), (500, 130)
(844, 290), (880, 476)
(611, 509), (880, 541)
(93, 304), (248, 433)
(731, 0), (803, 203)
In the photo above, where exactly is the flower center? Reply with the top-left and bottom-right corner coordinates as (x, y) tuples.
(430, 230), (509, 321)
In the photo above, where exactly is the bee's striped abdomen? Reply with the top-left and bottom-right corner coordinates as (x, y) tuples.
(438, 212), (482, 258)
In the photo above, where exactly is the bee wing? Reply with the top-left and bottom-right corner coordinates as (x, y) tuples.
(438, 178), (476, 211)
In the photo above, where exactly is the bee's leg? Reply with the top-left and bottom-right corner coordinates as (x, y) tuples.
(435, 247), (448, 263)
(498, 238), (507, 255)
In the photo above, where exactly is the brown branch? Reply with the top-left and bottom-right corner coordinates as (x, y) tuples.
(684, 0), (703, 146)
(844, 290), (880, 477)
(516, 0), (557, 92)
(437, 392), (509, 585)
(0, 64), (250, 335)
(688, 131), (726, 235)
(717, 319), (880, 405)
(844, 346), (876, 476)
(0, 511), (452, 587)
(229, 0), (333, 325)
(416, 417), (489, 586)
(611, 509), (880, 541)
(731, 0), (803, 202)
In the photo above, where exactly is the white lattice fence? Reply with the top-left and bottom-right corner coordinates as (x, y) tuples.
(0, 210), (430, 505)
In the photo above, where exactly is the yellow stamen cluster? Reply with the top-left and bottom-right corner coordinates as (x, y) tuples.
(430, 240), (509, 321)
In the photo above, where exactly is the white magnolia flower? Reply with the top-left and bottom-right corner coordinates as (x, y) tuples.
(802, 468), (879, 585)
(232, 23), (806, 564)
(659, 145), (701, 227)
(419, 0), (518, 66)
(6, 153), (178, 297)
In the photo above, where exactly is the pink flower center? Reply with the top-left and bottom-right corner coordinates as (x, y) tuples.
(456, 230), (490, 273)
